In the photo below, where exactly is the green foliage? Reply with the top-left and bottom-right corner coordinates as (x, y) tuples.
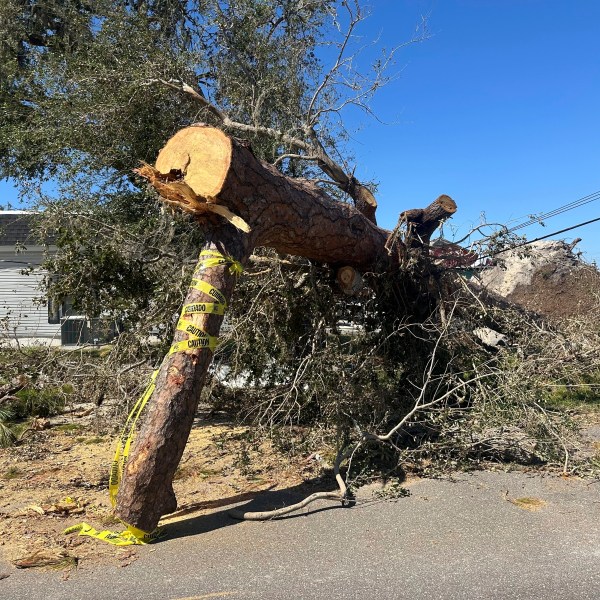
(204, 250), (475, 467)
(0, 407), (18, 448)
(0, 0), (333, 180)
(543, 372), (600, 411)
(12, 386), (68, 418)
(38, 192), (205, 345)
(372, 479), (411, 500)
(0, 0), (344, 363)
(0, 0), (200, 179)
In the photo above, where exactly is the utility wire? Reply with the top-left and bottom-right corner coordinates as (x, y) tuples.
(506, 190), (600, 233)
(455, 190), (600, 247)
(481, 215), (600, 260)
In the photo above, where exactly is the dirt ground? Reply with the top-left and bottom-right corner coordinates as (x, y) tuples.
(479, 240), (600, 320)
(0, 420), (326, 573)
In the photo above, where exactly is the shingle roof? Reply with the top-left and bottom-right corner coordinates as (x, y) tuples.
(0, 211), (49, 246)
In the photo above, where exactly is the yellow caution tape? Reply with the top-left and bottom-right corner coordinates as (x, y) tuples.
(182, 302), (225, 316)
(168, 250), (243, 356)
(66, 370), (161, 546)
(198, 250), (244, 275)
(64, 522), (164, 546)
(65, 250), (244, 547)
(108, 370), (159, 507)
(190, 278), (227, 305)
(168, 319), (219, 354)
(176, 318), (220, 340)
(169, 336), (218, 353)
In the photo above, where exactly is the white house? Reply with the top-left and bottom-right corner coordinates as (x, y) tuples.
(0, 210), (117, 346)
(0, 210), (63, 344)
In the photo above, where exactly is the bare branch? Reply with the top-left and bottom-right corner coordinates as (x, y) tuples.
(151, 78), (226, 122)
(229, 443), (353, 520)
(306, 0), (363, 124)
(147, 77), (378, 221)
(307, 3), (429, 128)
(273, 153), (320, 167)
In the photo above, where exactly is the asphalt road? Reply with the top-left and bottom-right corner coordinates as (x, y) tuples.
(2, 470), (599, 600)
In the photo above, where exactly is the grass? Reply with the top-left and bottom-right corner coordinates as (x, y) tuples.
(543, 373), (600, 412)
(173, 465), (197, 480)
(0, 419), (17, 448)
(56, 423), (84, 433)
(83, 436), (105, 445)
(174, 465), (225, 481)
(373, 478), (411, 500)
(12, 387), (67, 418)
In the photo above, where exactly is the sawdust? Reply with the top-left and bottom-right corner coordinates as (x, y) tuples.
(507, 496), (547, 511)
(0, 423), (322, 569)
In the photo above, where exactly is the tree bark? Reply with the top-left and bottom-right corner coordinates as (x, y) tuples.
(398, 195), (457, 246)
(115, 226), (251, 532)
(117, 125), (456, 533)
(137, 125), (393, 269)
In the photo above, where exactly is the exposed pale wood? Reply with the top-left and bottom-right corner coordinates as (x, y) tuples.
(154, 126), (232, 199)
(336, 266), (364, 295)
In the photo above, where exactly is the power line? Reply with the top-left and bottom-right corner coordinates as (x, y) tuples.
(483, 215), (600, 260)
(455, 190), (600, 247)
(506, 190), (600, 233)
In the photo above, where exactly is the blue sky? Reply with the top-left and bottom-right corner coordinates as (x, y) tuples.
(1, 0), (599, 260)
(344, 0), (600, 260)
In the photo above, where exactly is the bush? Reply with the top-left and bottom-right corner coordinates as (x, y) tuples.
(10, 386), (70, 419)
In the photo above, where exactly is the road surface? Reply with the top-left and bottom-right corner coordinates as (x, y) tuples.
(1, 470), (599, 599)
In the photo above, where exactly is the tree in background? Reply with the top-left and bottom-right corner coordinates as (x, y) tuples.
(0, 0), (413, 344)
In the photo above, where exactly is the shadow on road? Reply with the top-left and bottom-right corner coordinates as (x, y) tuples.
(162, 479), (345, 541)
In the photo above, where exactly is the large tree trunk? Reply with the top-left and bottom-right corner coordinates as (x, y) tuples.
(137, 126), (456, 268)
(115, 225), (251, 532)
(116, 125), (456, 533)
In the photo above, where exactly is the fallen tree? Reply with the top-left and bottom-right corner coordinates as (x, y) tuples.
(2, 0), (589, 539)
(114, 124), (456, 532)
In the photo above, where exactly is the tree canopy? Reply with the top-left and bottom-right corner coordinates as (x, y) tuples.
(0, 0), (396, 325)
(0, 0), (367, 180)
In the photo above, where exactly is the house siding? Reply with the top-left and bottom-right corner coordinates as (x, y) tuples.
(0, 252), (61, 342)
(1, 212), (117, 346)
